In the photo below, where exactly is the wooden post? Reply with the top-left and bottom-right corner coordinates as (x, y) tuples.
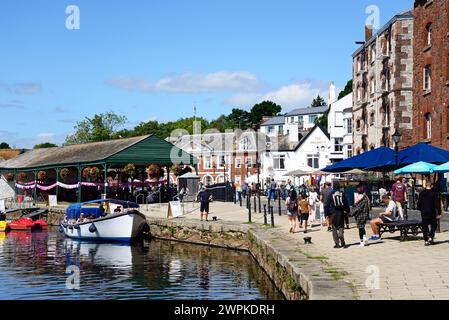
(33, 170), (37, 203)
(77, 166), (82, 203)
(104, 163), (108, 197)
(55, 168), (59, 201)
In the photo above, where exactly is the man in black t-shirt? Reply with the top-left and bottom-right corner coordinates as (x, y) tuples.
(197, 187), (212, 221)
(418, 182), (442, 246)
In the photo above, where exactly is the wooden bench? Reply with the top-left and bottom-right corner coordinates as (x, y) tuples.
(379, 220), (423, 241)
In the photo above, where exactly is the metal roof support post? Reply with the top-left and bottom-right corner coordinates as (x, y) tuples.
(13, 169), (17, 202)
(104, 163), (108, 198)
(77, 166), (82, 203)
(55, 168), (59, 202)
(33, 171), (37, 204)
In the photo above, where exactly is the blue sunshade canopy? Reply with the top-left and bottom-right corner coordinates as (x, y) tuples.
(394, 161), (438, 175)
(321, 147), (395, 173)
(433, 161), (449, 173)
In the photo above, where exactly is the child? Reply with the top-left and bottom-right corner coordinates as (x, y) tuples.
(299, 194), (310, 234)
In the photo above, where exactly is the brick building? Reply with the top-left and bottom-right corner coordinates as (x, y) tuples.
(172, 131), (259, 186)
(413, 0), (449, 149)
(352, 11), (414, 154)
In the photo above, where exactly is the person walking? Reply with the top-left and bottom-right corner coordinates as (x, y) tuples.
(391, 176), (408, 220)
(269, 179), (277, 201)
(321, 182), (333, 231)
(325, 182), (350, 248)
(308, 187), (319, 225)
(298, 193), (310, 233)
(242, 182), (248, 199)
(417, 182), (442, 246)
(286, 189), (299, 233)
(350, 186), (371, 247)
(235, 182), (242, 202)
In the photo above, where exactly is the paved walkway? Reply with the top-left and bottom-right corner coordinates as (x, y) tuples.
(142, 199), (449, 300)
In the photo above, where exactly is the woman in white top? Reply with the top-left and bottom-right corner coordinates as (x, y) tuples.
(308, 187), (319, 225)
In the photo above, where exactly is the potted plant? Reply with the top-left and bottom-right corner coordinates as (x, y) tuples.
(124, 163), (136, 178)
(147, 164), (164, 181)
(18, 172), (27, 183)
(4, 172), (14, 182)
(60, 168), (70, 181)
(37, 171), (47, 181)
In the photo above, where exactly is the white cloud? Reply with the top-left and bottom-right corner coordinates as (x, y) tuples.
(105, 71), (262, 93)
(226, 81), (329, 109)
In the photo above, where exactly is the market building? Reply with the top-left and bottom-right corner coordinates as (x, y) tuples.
(352, 10), (414, 154)
(0, 135), (197, 203)
(412, 0), (449, 149)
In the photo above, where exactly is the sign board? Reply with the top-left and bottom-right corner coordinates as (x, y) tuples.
(167, 201), (183, 219)
(0, 200), (5, 212)
(48, 195), (58, 207)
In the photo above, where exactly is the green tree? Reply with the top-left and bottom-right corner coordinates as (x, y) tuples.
(65, 111), (127, 145)
(338, 80), (353, 100)
(225, 108), (252, 130)
(250, 101), (282, 125)
(0, 142), (10, 149)
(311, 95), (327, 107)
(315, 112), (329, 129)
(34, 142), (58, 149)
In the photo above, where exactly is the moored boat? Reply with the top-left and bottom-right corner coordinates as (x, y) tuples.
(5, 208), (49, 231)
(60, 199), (148, 242)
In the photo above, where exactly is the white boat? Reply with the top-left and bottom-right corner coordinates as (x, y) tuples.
(60, 199), (148, 242)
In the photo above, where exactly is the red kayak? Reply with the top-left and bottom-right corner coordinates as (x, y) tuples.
(7, 217), (48, 231)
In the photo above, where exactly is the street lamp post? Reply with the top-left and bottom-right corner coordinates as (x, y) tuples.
(392, 128), (402, 168)
(252, 124), (261, 191)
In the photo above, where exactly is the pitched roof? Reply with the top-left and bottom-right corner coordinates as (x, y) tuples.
(260, 116), (285, 126)
(285, 106), (329, 117)
(353, 9), (413, 57)
(0, 135), (197, 171)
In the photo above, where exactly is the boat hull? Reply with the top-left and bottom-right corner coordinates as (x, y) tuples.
(62, 210), (147, 242)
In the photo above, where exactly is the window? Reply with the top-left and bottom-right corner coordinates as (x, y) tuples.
(309, 115), (317, 123)
(278, 125), (284, 135)
(204, 175), (213, 186)
(370, 112), (375, 126)
(240, 137), (249, 151)
(203, 156), (212, 169)
(371, 46), (376, 63)
(298, 116), (304, 127)
(346, 118), (353, 134)
(246, 157), (254, 168)
(235, 175), (241, 184)
(335, 112), (343, 127)
(370, 78), (375, 95)
(273, 155), (286, 170)
(307, 154), (320, 169)
(235, 157), (242, 169)
(357, 86), (362, 101)
(356, 119), (361, 131)
(290, 116), (295, 123)
(424, 65), (432, 91)
(334, 138), (343, 152)
(426, 23), (432, 46)
(268, 126), (274, 134)
(218, 155), (225, 168)
(347, 145), (353, 158)
(425, 113), (432, 140)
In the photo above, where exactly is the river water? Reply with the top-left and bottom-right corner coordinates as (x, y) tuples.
(0, 229), (283, 300)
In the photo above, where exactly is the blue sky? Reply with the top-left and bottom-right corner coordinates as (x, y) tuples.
(0, 0), (412, 148)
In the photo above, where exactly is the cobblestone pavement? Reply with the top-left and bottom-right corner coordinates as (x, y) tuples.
(144, 199), (449, 300)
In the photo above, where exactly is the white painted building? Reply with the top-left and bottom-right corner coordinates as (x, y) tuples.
(327, 83), (354, 163)
(261, 124), (332, 183)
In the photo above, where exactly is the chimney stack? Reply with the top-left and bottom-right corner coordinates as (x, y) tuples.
(365, 25), (373, 42)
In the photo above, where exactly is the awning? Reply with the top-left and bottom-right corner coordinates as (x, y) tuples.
(394, 161), (438, 175)
(433, 162), (449, 173)
(321, 147), (395, 173)
(283, 166), (317, 177)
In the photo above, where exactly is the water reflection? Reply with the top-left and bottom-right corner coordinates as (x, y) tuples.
(0, 228), (283, 300)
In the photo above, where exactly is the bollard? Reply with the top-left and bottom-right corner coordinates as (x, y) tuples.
(254, 197), (257, 214)
(270, 206), (275, 227)
(234, 192), (237, 204)
(263, 204), (267, 225)
(239, 194), (243, 207)
(248, 199), (252, 223)
(278, 192), (282, 216)
(258, 192), (262, 214)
